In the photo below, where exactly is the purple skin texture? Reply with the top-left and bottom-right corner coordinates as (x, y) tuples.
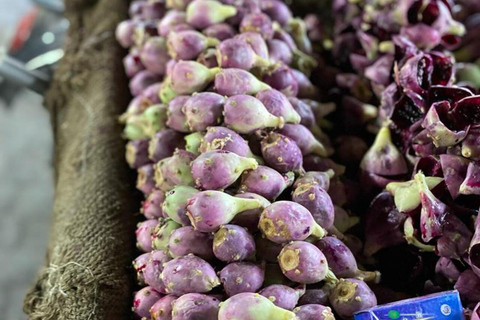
(329, 278), (377, 319)
(291, 69), (317, 98)
(203, 23), (237, 41)
(236, 32), (269, 60)
(278, 241), (336, 284)
(240, 13), (274, 39)
(170, 61), (220, 95)
(136, 220), (159, 252)
(124, 52), (145, 78)
(316, 237), (381, 283)
(278, 124), (328, 157)
(154, 150), (195, 192)
(167, 96), (190, 133)
(144, 250), (172, 294)
(168, 226), (214, 260)
(239, 166), (294, 201)
(472, 216), (480, 272)
(223, 95), (284, 134)
(292, 183), (335, 230)
(160, 254), (220, 295)
(130, 70), (163, 96)
(150, 295), (178, 320)
(142, 189), (166, 220)
(142, 1), (166, 20)
(231, 193), (271, 232)
(142, 83), (162, 105)
(293, 170), (334, 191)
(256, 89), (301, 124)
(140, 37), (170, 75)
(298, 285), (334, 306)
(259, 285), (304, 310)
(459, 161), (480, 195)
(260, 0), (292, 26)
(218, 293), (297, 320)
(152, 219), (182, 252)
(216, 38), (270, 70)
(126, 139), (150, 169)
(183, 92), (225, 131)
(219, 262), (265, 297)
(186, 190), (265, 232)
(454, 269), (480, 304)
(268, 39), (293, 65)
(200, 126), (258, 159)
(213, 224), (256, 262)
(261, 132), (303, 173)
(158, 10), (187, 37)
(435, 257), (460, 284)
(255, 233), (285, 263)
(294, 304), (335, 320)
(191, 150), (258, 190)
(133, 253), (151, 285)
(186, 0), (237, 29)
(263, 63), (299, 97)
(162, 186), (198, 225)
(149, 129), (186, 163)
(259, 201), (326, 243)
(171, 293), (220, 320)
(215, 69), (271, 96)
(116, 20), (136, 48)
(167, 30), (219, 60)
(133, 286), (164, 320)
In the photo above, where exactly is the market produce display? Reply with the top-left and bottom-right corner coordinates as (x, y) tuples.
(117, 0), (480, 319)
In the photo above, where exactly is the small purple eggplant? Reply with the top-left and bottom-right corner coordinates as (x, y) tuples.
(130, 70), (163, 97)
(218, 293), (297, 320)
(200, 126), (258, 159)
(158, 10), (187, 38)
(292, 183), (335, 230)
(142, 189), (166, 220)
(168, 226), (214, 260)
(152, 219), (182, 251)
(239, 166), (294, 201)
(260, 0), (292, 26)
(217, 37), (271, 70)
(213, 224), (256, 262)
(170, 61), (220, 95)
(329, 278), (377, 319)
(224, 95), (284, 134)
(215, 68), (271, 96)
(203, 23), (237, 40)
(436, 214), (472, 260)
(133, 252), (151, 285)
(278, 241), (337, 284)
(293, 170), (334, 191)
(294, 304), (335, 320)
(259, 285), (305, 310)
(191, 150), (258, 190)
(124, 52), (145, 78)
(459, 161), (480, 195)
(154, 150), (195, 192)
(171, 293), (220, 320)
(162, 186), (199, 225)
(186, 0), (237, 29)
(144, 250), (172, 294)
(232, 193), (271, 232)
(183, 92), (225, 131)
(167, 96), (190, 133)
(150, 294), (178, 320)
(137, 164), (157, 195)
(186, 190), (265, 232)
(185, 132), (204, 156)
(262, 63), (299, 97)
(240, 12), (274, 39)
(256, 89), (301, 124)
(236, 31), (269, 60)
(126, 139), (150, 169)
(261, 132), (303, 173)
(219, 262), (265, 296)
(167, 30), (219, 60)
(133, 286), (163, 320)
(116, 20), (136, 48)
(278, 124), (328, 157)
(435, 257), (461, 284)
(255, 233), (285, 263)
(303, 155), (345, 176)
(149, 129), (186, 163)
(259, 201), (326, 243)
(454, 269), (480, 304)
(161, 254), (221, 295)
(140, 37), (170, 75)
(316, 237), (381, 283)
(267, 39), (293, 65)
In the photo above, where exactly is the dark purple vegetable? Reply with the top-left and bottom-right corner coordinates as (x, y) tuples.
(256, 89), (301, 124)
(150, 295), (178, 320)
(291, 69), (317, 98)
(142, 189), (166, 220)
(259, 201), (326, 243)
(144, 250), (172, 293)
(142, 83), (162, 106)
(217, 37), (270, 70)
(255, 233), (284, 263)
(184, 92), (225, 131)
(218, 293), (297, 320)
(186, 0), (237, 29)
(142, 0), (166, 20)
(141, 37), (170, 75)
(303, 155), (345, 177)
(224, 95), (284, 134)
(268, 39), (293, 65)
(232, 193), (271, 232)
(133, 286), (163, 320)
(171, 293), (220, 320)
(259, 284), (304, 310)
(439, 154), (469, 199)
(260, 0), (292, 26)
(215, 68), (271, 96)
(285, 97), (316, 127)
(167, 30), (219, 60)
(133, 252), (151, 285)
(240, 12), (274, 39)
(186, 190), (264, 232)
(239, 166), (294, 201)
(462, 126), (480, 160)
(329, 279), (377, 319)
(167, 96), (190, 133)
(162, 185), (198, 225)
(471, 216), (480, 272)
(126, 139), (150, 169)
(298, 283), (335, 306)
(219, 262), (265, 296)
(169, 226), (214, 260)
(278, 241), (336, 284)
(137, 164), (157, 195)
(459, 161), (480, 195)
(262, 63), (299, 97)
(261, 132), (303, 173)
(292, 183), (335, 230)
(436, 214), (473, 260)
(435, 257), (461, 284)
(293, 170), (334, 191)
(203, 23), (236, 40)
(130, 70), (163, 96)
(200, 126), (257, 159)
(294, 304), (335, 320)
(154, 150), (195, 192)
(279, 124), (328, 157)
(236, 31), (269, 60)
(454, 269), (480, 304)
(149, 129), (186, 163)
(124, 52), (145, 78)
(213, 224), (256, 262)
(161, 254), (220, 295)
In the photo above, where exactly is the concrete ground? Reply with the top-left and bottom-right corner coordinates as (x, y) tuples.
(0, 0), (54, 319)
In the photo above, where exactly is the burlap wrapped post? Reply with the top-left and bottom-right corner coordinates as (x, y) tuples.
(23, 0), (139, 319)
